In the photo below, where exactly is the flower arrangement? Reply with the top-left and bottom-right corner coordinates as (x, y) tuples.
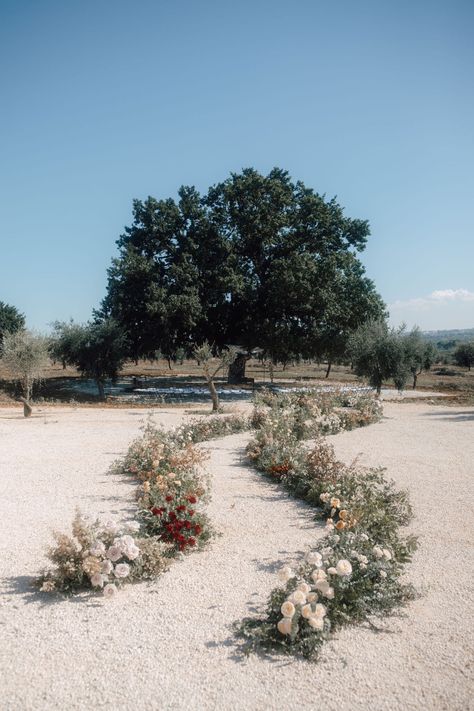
(237, 392), (416, 660)
(38, 511), (168, 596)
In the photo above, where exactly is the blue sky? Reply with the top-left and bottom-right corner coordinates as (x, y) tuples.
(0, 0), (473, 332)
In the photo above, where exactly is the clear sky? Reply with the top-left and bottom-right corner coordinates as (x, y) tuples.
(1, 0), (473, 332)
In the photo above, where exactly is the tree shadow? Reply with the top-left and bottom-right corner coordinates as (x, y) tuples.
(423, 410), (474, 422)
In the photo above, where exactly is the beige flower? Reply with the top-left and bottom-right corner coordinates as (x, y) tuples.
(307, 592), (319, 603)
(306, 551), (322, 566)
(277, 618), (292, 636)
(280, 601), (296, 618)
(106, 545), (122, 562)
(336, 559), (353, 576)
(290, 590), (307, 606)
(382, 549), (392, 561)
(103, 583), (117, 599)
(90, 573), (105, 588)
(327, 567), (337, 575)
(373, 546), (384, 559)
(330, 497), (341, 509)
(301, 604), (313, 619)
(312, 569), (327, 583)
(82, 555), (101, 576)
(313, 603), (326, 618)
(297, 582), (311, 594)
(100, 560), (113, 574)
(277, 566), (294, 583)
(114, 563), (131, 578)
(323, 586), (335, 599)
(308, 617), (324, 630)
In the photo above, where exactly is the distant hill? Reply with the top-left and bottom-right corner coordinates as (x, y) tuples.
(422, 328), (474, 351)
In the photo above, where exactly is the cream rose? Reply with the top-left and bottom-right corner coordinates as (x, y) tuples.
(280, 601), (296, 618)
(308, 617), (324, 630)
(90, 573), (105, 588)
(277, 618), (293, 635)
(290, 590), (307, 606)
(277, 566), (294, 583)
(114, 563), (131, 578)
(103, 583), (117, 599)
(336, 559), (353, 577)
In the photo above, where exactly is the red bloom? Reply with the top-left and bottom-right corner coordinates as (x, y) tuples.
(187, 495), (197, 504)
(176, 505), (186, 512)
(188, 509), (195, 517)
(188, 537), (196, 546)
(165, 495), (173, 502)
(184, 521), (192, 530)
(193, 524), (202, 535)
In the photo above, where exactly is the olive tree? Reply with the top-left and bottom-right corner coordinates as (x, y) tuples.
(193, 342), (237, 412)
(454, 341), (474, 371)
(348, 320), (409, 395)
(1, 329), (50, 416)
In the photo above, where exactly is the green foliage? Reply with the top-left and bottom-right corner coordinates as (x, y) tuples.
(51, 319), (128, 398)
(454, 341), (474, 370)
(101, 169), (385, 371)
(401, 327), (438, 388)
(348, 320), (409, 393)
(1, 329), (50, 401)
(0, 301), (25, 348)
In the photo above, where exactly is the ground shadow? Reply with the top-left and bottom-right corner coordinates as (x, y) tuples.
(1, 575), (102, 607)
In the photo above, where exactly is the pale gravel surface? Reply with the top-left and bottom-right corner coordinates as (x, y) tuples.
(0, 402), (473, 710)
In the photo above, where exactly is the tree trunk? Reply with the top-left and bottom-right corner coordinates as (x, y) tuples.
(20, 397), (32, 417)
(96, 379), (106, 401)
(376, 383), (382, 396)
(325, 361), (332, 379)
(167, 357), (172, 370)
(412, 372), (418, 390)
(227, 353), (248, 384)
(269, 361), (274, 384)
(207, 378), (220, 412)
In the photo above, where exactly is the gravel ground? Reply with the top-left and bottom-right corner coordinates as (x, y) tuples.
(0, 402), (473, 710)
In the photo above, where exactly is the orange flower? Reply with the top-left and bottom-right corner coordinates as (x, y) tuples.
(335, 520), (346, 530)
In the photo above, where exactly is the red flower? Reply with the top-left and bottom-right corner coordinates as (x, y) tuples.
(151, 507), (162, 516)
(165, 495), (173, 502)
(188, 537), (196, 546)
(187, 495), (197, 504)
(188, 509), (195, 517)
(184, 521), (192, 530)
(176, 505), (186, 512)
(193, 524), (202, 535)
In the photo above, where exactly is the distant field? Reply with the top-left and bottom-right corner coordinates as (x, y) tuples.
(1, 358), (473, 405)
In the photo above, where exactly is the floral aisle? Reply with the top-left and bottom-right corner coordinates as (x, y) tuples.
(237, 391), (417, 660)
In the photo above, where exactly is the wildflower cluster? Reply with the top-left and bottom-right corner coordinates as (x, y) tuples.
(38, 511), (168, 596)
(238, 393), (416, 660)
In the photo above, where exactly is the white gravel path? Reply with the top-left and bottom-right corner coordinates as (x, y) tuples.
(0, 402), (473, 711)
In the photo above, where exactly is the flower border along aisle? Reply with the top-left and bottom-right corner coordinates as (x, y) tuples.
(237, 391), (417, 661)
(37, 413), (250, 597)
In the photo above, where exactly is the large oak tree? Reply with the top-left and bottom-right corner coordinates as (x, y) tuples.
(101, 168), (385, 380)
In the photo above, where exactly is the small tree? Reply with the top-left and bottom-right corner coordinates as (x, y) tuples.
(1, 329), (50, 415)
(348, 320), (408, 395)
(402, 328), (438, 389)
(0, 301), (25, 348)
(193, 342), (237, 412)
(53, 319), (128, 399)
(454, 341), (474, 371)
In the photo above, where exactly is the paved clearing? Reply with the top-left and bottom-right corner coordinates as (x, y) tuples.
(0, 402), (473, 710)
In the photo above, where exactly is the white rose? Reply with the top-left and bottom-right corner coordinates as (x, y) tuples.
(336, 559), (353, 577)
(90, 573), (105, 588)
(319, 492), (330, 502)
(311, 569), (327, 583)
(306, 552), (322, 566)
(124, 544), (140, 561)
(313, 603), (326, 618)
(308, 617), (324, 630)
(327, 567), (337, 575)
(302, 604), (315, 619)
(106, 545), (122, 562)
(290, 590), (307, 606)
(280, 601), (296, 618)
(103, 583), (117, 599)
(297, 582), (311, 594)
(323, 586), (335, 599)
(307, 592), (319, 603)
(373, 546), (384, 559)
(277, 618), (293, 635)
(358, 555), (368, 565)
(114, 563), (131, 578)
(314, 580), (330, 594)
(277, 566), (294, 583)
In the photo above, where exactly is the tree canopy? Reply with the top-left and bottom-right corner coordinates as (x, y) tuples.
(0, 301), (25, 347)
(101, 168), (385, 374)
